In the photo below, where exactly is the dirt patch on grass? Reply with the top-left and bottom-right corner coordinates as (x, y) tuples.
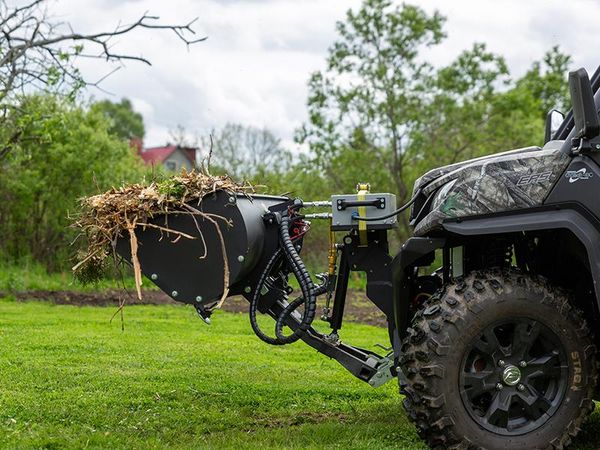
(0, 289), (388, 327)
(0, 289), (178, 306)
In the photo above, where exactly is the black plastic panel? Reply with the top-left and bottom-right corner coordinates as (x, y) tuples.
(545, 155), (600, 218)
(442, 208), (600, 307)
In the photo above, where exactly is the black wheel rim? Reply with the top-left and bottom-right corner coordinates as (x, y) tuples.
(459, 317), (569, 436)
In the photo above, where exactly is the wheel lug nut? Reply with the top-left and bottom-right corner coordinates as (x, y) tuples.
(497, 360), (505, 367)
(517, 384), (525, 391)
(519, 361), (527, 368)
(496, 383), (503, 390)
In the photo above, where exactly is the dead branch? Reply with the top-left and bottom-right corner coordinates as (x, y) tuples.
(0, 0), (206, 157)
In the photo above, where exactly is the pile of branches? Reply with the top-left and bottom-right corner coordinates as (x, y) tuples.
(72, 170), (253, 302)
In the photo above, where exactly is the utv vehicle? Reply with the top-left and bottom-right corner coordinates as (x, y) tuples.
(117, 67), (600, 449)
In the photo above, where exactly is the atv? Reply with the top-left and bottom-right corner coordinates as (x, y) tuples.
(117, 67), (600, 449)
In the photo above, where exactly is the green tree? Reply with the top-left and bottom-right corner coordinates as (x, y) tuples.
(91, 98), (145, 140)
(0, 95), (144, 270)
(413, 46), (571, 175)
(298, 0), (500, 234)
(297, 0), (572, 238)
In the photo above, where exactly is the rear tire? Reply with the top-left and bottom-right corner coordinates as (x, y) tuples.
(400, 269), (597, 449)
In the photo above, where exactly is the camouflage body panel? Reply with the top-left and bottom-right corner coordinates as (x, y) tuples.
(413, 146), (542, 193)
(413, 147), (571, 236)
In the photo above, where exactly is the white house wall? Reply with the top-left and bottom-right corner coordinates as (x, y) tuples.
(164, 149), (194, 171)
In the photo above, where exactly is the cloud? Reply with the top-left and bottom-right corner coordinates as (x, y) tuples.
(52, 0), (600, 148)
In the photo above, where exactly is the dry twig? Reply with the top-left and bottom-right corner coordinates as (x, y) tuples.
(72, 169), (254, 308)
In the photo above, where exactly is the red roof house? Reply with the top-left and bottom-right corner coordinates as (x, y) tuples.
(139, 145), (198, 171)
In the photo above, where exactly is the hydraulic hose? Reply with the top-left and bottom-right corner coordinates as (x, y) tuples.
(248, 247), (287, 345)
(274, 275), (328, 342)
(351, 189), (421, 221)
(273, 216), (318, 344)
(248, 215), (319, 345)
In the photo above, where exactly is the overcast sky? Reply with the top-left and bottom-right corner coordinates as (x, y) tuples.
(52, 0), (600, 149)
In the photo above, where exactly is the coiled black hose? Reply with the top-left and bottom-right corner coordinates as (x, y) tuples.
(248, 247), (286, 345)
(248, 215), (318, 345)
(274, 280), (327, 342)
(273, 216), (318, 343)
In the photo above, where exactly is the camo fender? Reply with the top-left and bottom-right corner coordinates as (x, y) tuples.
(413, 148), (571, 236)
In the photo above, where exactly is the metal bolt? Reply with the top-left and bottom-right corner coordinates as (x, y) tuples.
(195, 296), (203, 303)
(496, 383), (503, 390)
(517, 384), (525, 391)
(596, 144), (600, 150)
(172, 290), (178, 297)
(519, 361), (527, 368)
(498, 360), (505, 367)
(151, 273), (158, 280)
(244, 286), (252, 294)
(237, 255), (245, 263)
(228, 196), (236, 203)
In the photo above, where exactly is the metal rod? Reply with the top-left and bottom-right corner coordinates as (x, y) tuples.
(304, 213), (332, 219)
(256, 296), (384, 383)
(302, 201), (332, 208)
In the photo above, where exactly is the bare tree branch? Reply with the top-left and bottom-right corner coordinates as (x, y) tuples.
(0, 0), (206, 158)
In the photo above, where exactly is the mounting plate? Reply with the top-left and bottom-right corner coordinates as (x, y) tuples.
(331, 193), (397, 231)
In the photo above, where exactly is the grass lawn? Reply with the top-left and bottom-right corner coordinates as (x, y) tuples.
(1, 298), (600, 449)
